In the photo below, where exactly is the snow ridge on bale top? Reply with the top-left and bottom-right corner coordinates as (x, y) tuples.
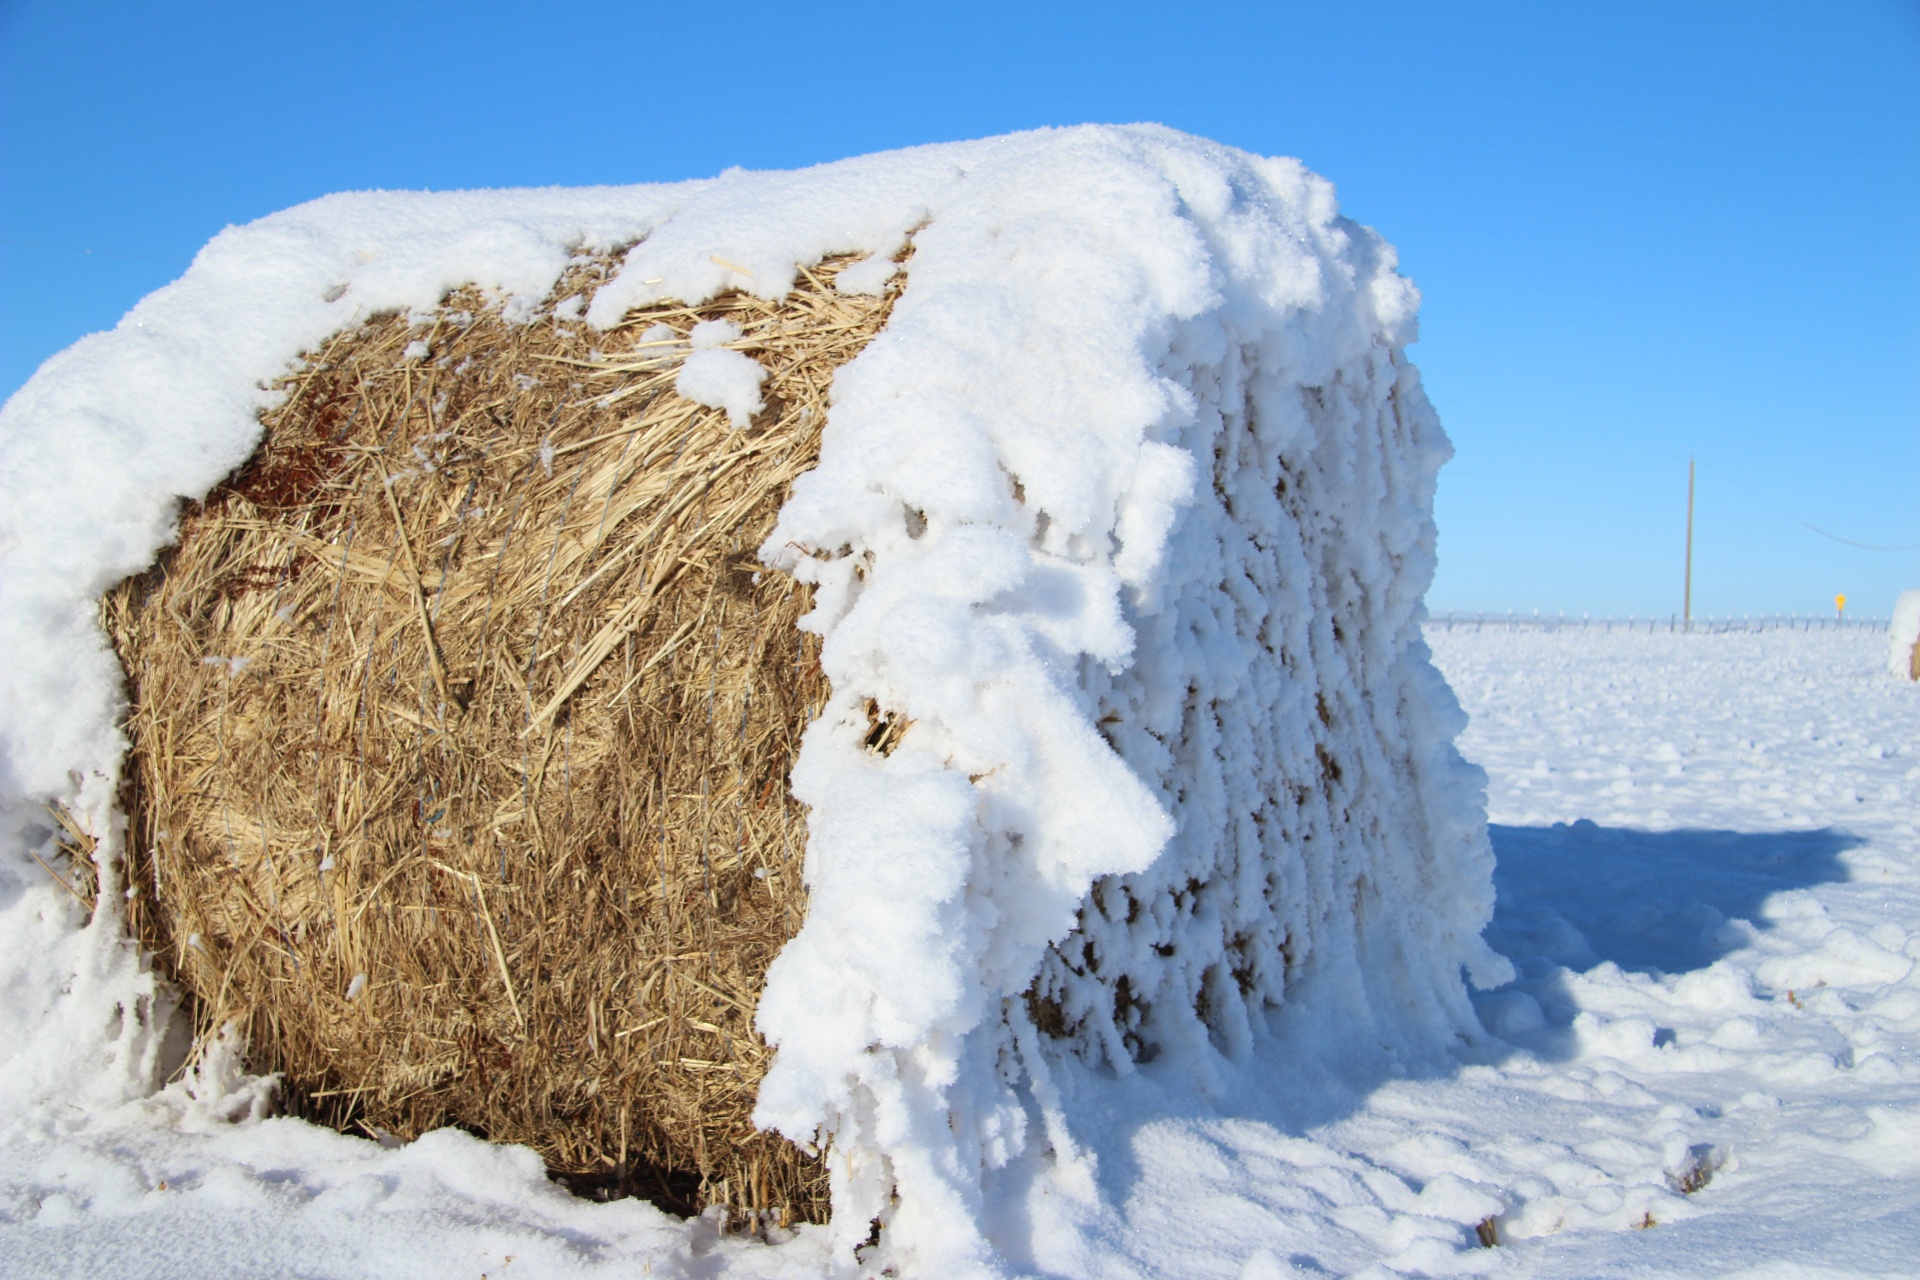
(0, 125), (1501, 1277)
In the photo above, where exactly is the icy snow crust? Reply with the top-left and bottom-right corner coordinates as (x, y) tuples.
(0, 126), (1496, 1276)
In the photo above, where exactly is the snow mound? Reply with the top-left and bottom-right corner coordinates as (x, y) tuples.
(0, 125), (1498, 1277)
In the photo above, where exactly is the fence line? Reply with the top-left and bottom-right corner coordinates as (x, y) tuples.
(1425, 611), (1892, 636)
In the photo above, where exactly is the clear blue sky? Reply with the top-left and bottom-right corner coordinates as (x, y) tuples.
(3, 1), (1915, 617)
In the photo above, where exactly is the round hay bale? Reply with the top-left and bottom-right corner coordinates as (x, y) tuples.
(105, 252), (900, 1224)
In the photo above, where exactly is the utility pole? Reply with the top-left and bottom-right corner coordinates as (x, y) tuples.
(1683, 456), (1695, 633)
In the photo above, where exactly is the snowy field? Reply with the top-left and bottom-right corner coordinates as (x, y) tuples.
(1427, 624), (1920, 1278)
(1, 624), (1912, 1278)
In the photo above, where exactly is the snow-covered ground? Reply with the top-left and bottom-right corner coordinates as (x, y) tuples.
(3, 624), (1913, 1278)
(1439, 625), (1920, 1278)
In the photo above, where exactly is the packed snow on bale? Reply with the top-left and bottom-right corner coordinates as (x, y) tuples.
(0, 125), (1507, 1277)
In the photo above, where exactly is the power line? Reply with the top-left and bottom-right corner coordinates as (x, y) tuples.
(1794, 520), (1920, 553)
(1717, 469), (1920, 553)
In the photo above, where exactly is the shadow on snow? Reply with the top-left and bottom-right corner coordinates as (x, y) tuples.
(986, 821), (1862, 1271)
(1473, 820), (1859, 1060)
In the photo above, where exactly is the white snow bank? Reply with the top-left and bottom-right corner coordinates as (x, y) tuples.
(0, 125), (1494, 1278)
(1889, 589), (1920, 679)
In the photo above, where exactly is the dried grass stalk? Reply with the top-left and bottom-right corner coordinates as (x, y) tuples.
(106, 251), (900, 1224)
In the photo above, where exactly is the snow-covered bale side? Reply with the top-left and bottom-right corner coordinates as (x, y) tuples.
(0, 126), (1501, 1276)
(1021, 335), (1509, 1077)
(1890, 590), (1920, 680)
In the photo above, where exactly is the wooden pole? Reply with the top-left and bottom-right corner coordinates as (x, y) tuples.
(1683, 456), (1695, 632)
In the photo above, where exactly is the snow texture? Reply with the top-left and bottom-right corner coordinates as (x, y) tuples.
(1889, 589), (1920, 679)
(0, 126), (1500, 1277)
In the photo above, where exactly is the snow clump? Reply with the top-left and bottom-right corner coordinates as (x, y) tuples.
(674, 317), (766, 427)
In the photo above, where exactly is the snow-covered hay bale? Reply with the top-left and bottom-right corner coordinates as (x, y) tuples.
(106, 254), (895, 1220)
(3, 127), (1509, 1273)
(1890, 590), (1920, 680)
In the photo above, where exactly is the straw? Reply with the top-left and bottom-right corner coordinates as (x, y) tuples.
(105, 250), (901, 1225)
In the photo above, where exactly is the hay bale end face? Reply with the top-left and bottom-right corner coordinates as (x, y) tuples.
(108, 253), (898, 1222)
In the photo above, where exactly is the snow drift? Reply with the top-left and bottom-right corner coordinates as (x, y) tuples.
(0, 125), (1502, 1276)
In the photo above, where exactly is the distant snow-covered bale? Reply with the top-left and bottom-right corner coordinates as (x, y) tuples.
(0, 125), (1505, 1277)
(1891, 590), (1920, 680)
